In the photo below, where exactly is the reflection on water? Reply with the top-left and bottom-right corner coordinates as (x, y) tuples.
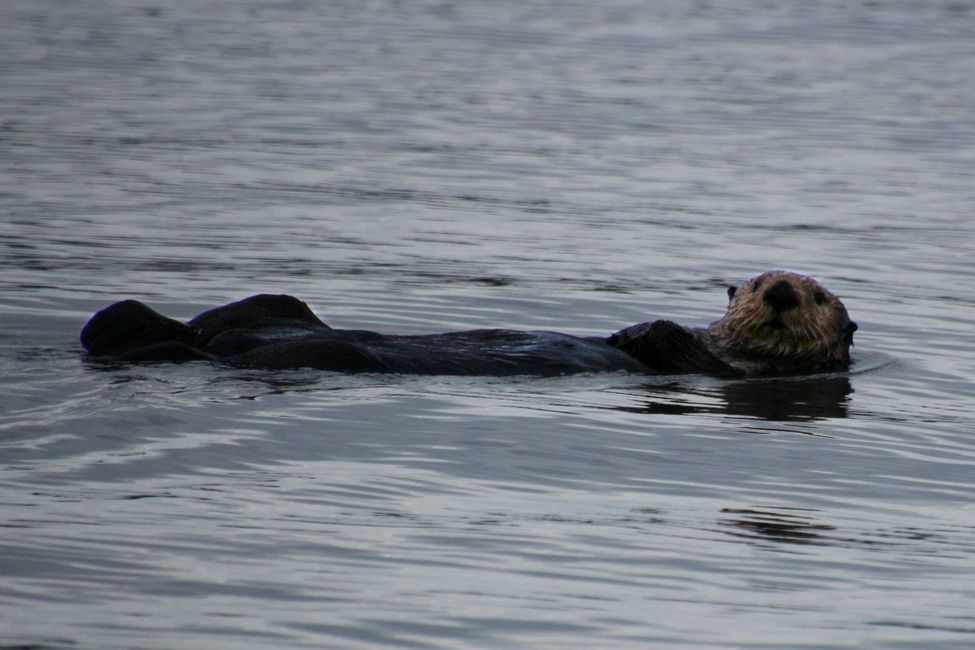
(613, 374), (854, 421)
(721, 376), (853, 421)
(2, 0), (975, 648)
(720, 507), (838, 546)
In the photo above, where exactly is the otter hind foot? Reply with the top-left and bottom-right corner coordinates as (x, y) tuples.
(80, 299), (195, 357)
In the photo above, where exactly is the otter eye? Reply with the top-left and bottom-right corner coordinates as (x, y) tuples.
(813, 291), (826, 305)
(752, 278), (763, 292)
(727, 286), (737, 299)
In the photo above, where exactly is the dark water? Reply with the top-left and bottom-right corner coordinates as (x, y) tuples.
(3, 1), (975, 648)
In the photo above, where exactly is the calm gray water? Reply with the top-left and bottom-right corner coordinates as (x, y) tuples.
(2, 1), (975, 648)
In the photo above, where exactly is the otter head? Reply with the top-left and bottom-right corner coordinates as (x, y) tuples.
(711, 270), (857, 368)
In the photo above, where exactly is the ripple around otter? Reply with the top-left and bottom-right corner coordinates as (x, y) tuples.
(3, 1), (975, 648)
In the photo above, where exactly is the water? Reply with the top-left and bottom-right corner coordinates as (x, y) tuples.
(2, 0), (975, 648)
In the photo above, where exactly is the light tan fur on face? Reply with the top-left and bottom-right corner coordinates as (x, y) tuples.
(709, 270), (855, 364)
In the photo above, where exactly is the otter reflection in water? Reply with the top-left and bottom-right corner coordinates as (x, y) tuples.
(614, 375), (854, 421)
(80, 271), (857, 377)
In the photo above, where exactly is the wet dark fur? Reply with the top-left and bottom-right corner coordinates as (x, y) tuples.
(80, 272), (856, 377)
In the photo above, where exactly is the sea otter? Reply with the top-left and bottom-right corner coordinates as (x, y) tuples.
(80, 270), (857, 377)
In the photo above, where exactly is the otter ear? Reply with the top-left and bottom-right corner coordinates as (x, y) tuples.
(727, 286), (737, 300)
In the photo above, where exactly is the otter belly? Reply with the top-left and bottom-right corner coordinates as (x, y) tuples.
(80, 296), (649, 375)
(229, 329), (649, 376)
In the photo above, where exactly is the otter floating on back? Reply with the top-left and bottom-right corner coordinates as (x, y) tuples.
(80, 270), (857, 377)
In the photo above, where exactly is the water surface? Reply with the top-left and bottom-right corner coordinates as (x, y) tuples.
(2, 1), (975, 648)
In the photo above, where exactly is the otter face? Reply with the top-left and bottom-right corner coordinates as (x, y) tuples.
(716, 270), (857, 366)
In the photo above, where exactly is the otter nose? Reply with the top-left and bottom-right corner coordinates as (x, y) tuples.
(763, 280), (800, 313)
